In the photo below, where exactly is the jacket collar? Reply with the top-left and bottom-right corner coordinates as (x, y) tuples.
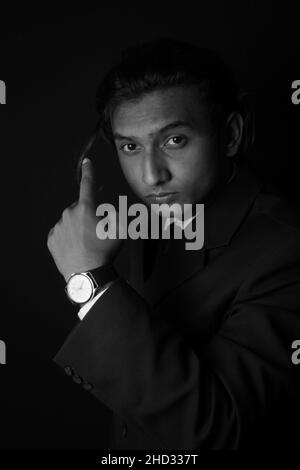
(203, 166), (263, 249)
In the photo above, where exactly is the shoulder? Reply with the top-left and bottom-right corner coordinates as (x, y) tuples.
(238, 184), (300, 275)
(226, 174), (300, 279)
(252, 187), (300, 238)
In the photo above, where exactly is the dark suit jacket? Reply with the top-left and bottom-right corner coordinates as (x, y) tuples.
(54, 167), (300, 449)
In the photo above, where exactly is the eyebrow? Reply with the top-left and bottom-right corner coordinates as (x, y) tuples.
(113, 120), (194, 141)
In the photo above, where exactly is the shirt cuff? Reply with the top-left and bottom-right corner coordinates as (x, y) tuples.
(78, 280), (116, 321)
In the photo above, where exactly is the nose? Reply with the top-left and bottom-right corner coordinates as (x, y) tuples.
(142, 149), (170, 187)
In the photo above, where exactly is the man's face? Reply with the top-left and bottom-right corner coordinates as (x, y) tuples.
(112, 85), (230, 218)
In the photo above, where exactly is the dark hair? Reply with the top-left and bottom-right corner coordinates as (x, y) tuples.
(77, 38), (254, 180)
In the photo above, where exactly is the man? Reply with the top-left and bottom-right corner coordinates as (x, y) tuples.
(47, 38), (300, 449)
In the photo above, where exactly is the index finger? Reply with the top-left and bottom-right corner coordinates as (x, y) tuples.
(79, 158), (95, 204)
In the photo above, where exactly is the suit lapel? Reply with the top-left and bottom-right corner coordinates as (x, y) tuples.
(140, 235), (207, 307)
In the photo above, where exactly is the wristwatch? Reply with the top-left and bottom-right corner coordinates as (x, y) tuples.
(65, 264), (118, 305)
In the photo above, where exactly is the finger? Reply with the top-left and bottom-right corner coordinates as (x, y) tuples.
(47, 227), (54, 247)
(48, 227), (54, 238)
(79, 158), (95, 204)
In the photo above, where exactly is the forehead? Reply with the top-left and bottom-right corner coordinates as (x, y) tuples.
(111, 85), (210, 138)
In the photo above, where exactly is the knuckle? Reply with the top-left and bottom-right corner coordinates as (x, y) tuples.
(62, 207), (70, 219)
(47, 230), (53, 248)
(82, 173), (92, 183)
(77, 201), (89, 213)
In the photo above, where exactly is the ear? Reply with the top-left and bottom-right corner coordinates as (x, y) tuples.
(225, 111), (244, 157)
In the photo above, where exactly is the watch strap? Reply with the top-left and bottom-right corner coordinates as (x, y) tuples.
(87, 263), (119, 289)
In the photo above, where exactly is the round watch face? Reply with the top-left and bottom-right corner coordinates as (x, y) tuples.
(67, 273), (93, 304)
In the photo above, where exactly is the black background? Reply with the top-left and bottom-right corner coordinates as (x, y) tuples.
(0, 3), (300, 449)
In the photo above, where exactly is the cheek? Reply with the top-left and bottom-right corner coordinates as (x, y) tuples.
(175, 141), (219, 194)
(119, 157), (142, 190)
(188, 138), (219, 174)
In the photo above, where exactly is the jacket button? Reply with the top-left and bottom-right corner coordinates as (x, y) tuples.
(64, 366), (73, 376)
(82, 382), (93, 391)
(121, 423), (128, 438)
(72, 374), (83, 384)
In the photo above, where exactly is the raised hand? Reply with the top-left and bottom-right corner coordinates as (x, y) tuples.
(47, 158), (124, 282)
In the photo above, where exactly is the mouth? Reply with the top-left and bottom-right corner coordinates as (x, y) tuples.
(145, 192), (178, 204)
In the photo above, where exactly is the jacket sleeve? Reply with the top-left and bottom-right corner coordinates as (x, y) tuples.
(53, 237), (300, 450)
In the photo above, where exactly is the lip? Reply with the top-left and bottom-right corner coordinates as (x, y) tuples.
(146, 192), (178, 203)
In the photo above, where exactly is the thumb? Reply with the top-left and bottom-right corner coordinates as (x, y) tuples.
(79, 157), (96, 205)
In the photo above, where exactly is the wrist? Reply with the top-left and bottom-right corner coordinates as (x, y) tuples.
(65, 263), (119, 306)
(64, 259), (110, 284)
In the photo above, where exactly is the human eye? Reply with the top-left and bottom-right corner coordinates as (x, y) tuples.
(119, 142), (140, 154)
(164, 135), (188, 149)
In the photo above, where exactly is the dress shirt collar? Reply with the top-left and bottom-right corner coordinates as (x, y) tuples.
(163, 160), (239, 231)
